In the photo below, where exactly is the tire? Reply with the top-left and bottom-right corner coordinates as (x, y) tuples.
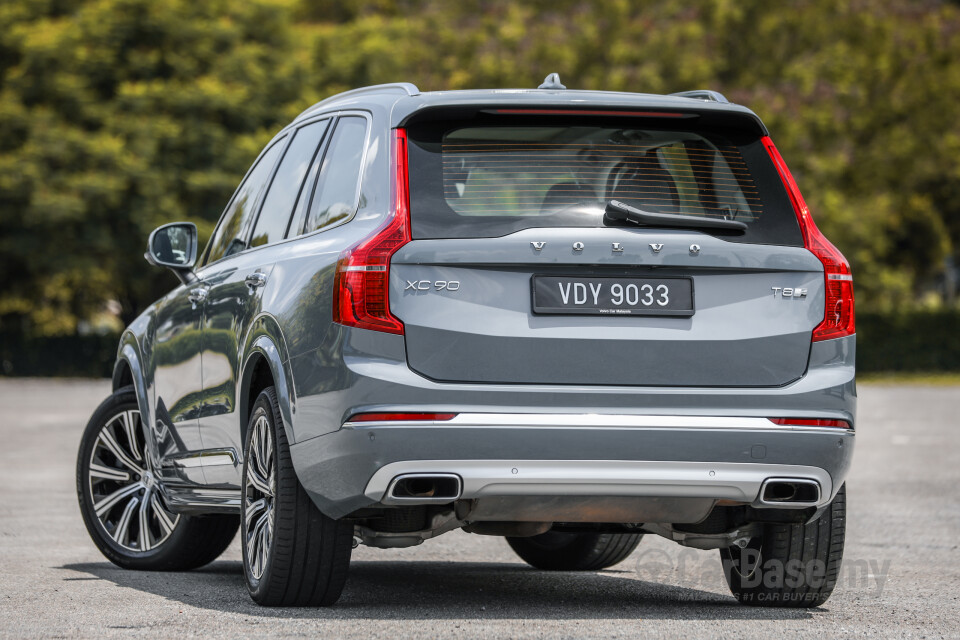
(76, 386), (239, 571)
(720, 484), (846, 608)
(241, 387), (353, 606)
(507, 530), (643, 571)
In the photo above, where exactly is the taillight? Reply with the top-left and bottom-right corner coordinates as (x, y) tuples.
(332, 129), (411, 334)
(347, 412), (457, 423)
(768, 418), (852, 429)
(762, 136), (855, 342)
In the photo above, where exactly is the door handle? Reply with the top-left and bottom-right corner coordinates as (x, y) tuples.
(188, 287), (209, 307)
(244, 272), (267, 290)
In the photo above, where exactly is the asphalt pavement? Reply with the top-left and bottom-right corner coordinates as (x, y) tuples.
(0, 378), (958, 639)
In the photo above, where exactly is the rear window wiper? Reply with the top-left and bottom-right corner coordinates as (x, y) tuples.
(604, 200), (747, 233)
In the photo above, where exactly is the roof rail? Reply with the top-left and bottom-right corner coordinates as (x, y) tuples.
(669, 89), (730, 104)
(298, 82), (421, 119)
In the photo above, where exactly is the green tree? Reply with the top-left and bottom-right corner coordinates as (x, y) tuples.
(2, 0), (959, 342)
(0, 0), (306, 334)
(299, 0), (960, 310)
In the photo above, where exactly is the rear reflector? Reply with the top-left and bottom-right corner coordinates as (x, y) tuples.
(347, 412), (458, 423)
(332, 129), (411, 335)
(762, 136), (855, 342)
(769, 418), (852, 429)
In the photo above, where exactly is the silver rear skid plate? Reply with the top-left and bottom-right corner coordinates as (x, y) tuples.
(366, 460), (832, 510)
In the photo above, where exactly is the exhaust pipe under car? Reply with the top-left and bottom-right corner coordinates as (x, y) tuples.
(384, 473), (462, 504)
(757, 478), (821, 507)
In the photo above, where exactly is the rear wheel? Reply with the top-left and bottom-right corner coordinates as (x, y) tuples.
(76, 387), (239, 570)
(507, 530), (643, 571)
(720, 484), (846, 607)
(242, 387), (353, 606)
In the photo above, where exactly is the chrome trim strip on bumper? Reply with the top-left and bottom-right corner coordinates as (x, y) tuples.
(162, 448), (240, 468)
(344, 413), (854, 434)
(162, 486), (241, 513)
(363, 460), (834, 508)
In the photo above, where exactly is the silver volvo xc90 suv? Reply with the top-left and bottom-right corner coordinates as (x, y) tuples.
(76, 76), (855, 608)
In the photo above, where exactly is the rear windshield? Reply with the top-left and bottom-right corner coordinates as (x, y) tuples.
(406, 117), (802, 245)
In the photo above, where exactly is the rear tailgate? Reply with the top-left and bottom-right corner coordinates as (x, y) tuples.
(394, 113), (820, 387)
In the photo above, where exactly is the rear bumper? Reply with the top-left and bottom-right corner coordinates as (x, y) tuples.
(288, 331), (856, 444)
(290, 413), (854, 519)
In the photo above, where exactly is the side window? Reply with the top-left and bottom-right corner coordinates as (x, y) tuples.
(203, 137), (287, 265)
(303, 116), (368, 234)
(249, 120), (330, 248)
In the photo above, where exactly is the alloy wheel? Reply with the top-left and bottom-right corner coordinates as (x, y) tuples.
(87, 409), (179, 552)
(244, 414), (276, 581)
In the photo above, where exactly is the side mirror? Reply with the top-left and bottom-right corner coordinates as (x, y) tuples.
(145, 222), (198, 285)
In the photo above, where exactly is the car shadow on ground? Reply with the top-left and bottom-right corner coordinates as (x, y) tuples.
(60, 560), (820, 621)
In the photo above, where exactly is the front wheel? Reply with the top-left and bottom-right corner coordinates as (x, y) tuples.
(76, 387), (239, 570)
(720, 484), (846, 608)
(241, 387), (353, 606)
(507, 530), (643, 571)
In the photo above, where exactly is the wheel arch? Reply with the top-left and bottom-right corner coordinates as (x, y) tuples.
(239, 314), (297, 446)
(114, 332), (151, 427)
(112, 358), (134, 391)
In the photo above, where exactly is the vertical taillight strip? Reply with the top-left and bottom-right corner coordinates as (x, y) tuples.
(762, 136), (855, 342)
(332, 129), (411, 335)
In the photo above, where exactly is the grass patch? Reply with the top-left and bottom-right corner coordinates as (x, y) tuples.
(859, 372), (960, 385)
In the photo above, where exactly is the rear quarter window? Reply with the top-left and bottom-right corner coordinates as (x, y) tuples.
(302, 116), (368, 234)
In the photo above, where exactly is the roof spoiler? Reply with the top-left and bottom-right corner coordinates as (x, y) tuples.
(670, 90), (730, 104)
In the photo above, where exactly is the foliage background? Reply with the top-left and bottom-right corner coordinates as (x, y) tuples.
(1, 0), (959, 373)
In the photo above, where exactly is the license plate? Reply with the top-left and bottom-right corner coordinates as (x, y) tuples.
(532, 276), (694, 316)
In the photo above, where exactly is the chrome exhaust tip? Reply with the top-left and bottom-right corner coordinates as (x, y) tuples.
(384, 473), (462, 504)
(757, 478), (821, 507)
